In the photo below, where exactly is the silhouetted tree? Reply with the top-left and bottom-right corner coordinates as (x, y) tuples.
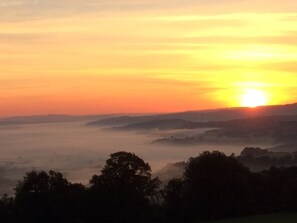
(282, 178), (297, 211)
(0, 194), (15, 223)
(14, 170), (86, 223)
(89, 151), (160, 223)
(162, 179), (184, 223)
(182, 151), (253, 222)
(254, 167), (288, 213)
(5, 150), (297, 223)
(254, 166), (297, 213)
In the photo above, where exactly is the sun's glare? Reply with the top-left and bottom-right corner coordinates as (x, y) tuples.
(241, 89), (268, 108)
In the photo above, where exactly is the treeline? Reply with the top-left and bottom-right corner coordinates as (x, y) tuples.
(1, 151), (297, 223)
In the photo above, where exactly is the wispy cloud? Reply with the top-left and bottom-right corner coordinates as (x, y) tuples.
(0, 0), (296, 22)
(0, 0), (296, 115)
(0, 0), (162, 21)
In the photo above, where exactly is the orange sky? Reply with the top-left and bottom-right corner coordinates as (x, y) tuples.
(0, 0), (297, 117)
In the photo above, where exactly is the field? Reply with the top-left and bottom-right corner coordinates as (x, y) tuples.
(206, 213), (297, 223)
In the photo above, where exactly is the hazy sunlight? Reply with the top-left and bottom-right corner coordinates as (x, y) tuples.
(241, 89), (268, 108)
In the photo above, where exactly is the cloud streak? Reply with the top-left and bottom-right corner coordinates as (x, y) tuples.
(0, 0), (296, 115)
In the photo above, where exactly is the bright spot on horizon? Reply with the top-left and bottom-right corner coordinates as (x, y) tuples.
(241, 89), (268, 108)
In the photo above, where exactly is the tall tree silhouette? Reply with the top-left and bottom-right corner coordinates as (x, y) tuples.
(14, 170), (86, 223)
(0, 194), (15, 223)
(89, 151), (160, 223)
(182, 151), (253, 222)
(162, 178), (184, 223)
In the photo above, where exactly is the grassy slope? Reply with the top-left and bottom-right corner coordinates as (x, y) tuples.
(205, 213), (297, 223)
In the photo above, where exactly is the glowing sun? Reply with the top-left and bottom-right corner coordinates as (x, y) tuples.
(241, 89), (268, 108)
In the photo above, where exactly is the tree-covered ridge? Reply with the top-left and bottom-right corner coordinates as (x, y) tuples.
(1, 151), (297, 223)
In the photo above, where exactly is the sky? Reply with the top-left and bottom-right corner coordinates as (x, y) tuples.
(0, 0), (297, 116)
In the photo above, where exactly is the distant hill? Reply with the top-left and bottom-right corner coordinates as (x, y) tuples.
(87, 103), (297, 151)
(0, 114), (109, 126)
(88, 103), (297, 126)
(2, 103), (297, 128)
(153, 115), (297, 150)
(108, 114), (297, 131)
(109, 119), (212, 131)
